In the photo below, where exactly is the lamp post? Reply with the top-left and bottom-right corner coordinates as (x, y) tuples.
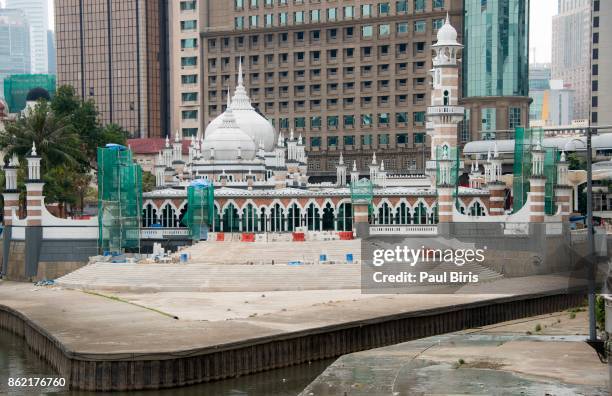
(586, 126), (596, 342)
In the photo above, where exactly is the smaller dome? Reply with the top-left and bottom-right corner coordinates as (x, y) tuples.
(26, 87), (51, 102)
(201, 108), (257, 161)
(435, 15), (459, 46)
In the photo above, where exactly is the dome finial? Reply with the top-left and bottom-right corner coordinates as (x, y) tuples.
(31, 141), (37, 157)
(446, 11), (450, 25)
(339, 152), (344, 165)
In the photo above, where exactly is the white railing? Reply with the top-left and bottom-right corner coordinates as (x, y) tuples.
(427, 106), (464, 115)
(140, 228), (190, 239)
(369, 225), (438, 236)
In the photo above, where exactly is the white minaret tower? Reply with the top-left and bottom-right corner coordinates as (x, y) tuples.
(336, 152), (347, 187)
(426, 14), (464, 173)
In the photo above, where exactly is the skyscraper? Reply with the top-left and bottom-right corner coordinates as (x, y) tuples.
(47, 30), (56, 75)
(591, 0), (611, 126)
(6, 0), (49, 74)
(552, 0), (591, 121)
(461, 0), (530, 142)
(176, 0), (463, 177)
(0, 8), (30, 99)
(54, 0), (170, 138)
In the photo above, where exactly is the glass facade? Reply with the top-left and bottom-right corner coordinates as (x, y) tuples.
(462, 0), (529, 98)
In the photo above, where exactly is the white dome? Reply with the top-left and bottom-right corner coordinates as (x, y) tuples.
(202, 108), (257, 161)
(435, 15), (459, 46)
(204, 62), (277, 151)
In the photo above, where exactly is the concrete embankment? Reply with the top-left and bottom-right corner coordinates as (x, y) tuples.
(0, 281), (584, 391)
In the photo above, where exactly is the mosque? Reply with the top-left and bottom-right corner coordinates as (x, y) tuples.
(143, 17), (502, 234)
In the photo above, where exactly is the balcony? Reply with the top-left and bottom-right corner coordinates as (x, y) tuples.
(427, 106), (464, 116)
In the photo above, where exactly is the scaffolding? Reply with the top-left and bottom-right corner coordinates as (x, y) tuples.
(512, 127), (557, 214)
(435, 146), (460, 209)
(97, 144), (142, 254)
(183, 180), (215, 240)
(3, 74), (56, 113)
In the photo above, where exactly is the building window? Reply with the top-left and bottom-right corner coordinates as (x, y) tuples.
(413, 111), (425, 125)
(362, 25), (373, 38)
(481, 108), (496, 139)
(396, 112), (408, 124)
(378, 113), (390, 125)
(310, 137), (321, 147)
(361, 114), (373, 126)
(344, 115), (355, 127)
(311, 116), (321, 128)
(344, 6), (354, 19)
(344, 135), (355, 146)
(235, 16), (244, 29)
(279, 12), (288, 25)
(379, 3), (390, 15)
(433, 0), (444, 8)
(249, 15), (259, 27)
(361, 134), (373, 145)
(182, 128), (198, 137)
(328, 136), (339, 147)
(414, 20), (426, 32)
(378, 134), (390, 145)
(379, 24), (390, 36)
(361, 4), (373, 17)
(279, 118), (289, 129)
(182, 110), (198, 120)
(250, 0), (258, 8)
(294, 11), (305, 24)
(328, 115), (339, 128)
(181, 56), (197, 67)
(461, 108), (471, 143)
(310, 9), (320, 22)
(433, 18), (444, 30)
(181, 38), (197, 49)
(508, 107), (522, 129)
(414, 132), (425, 144)
(396, 133), (408, 144)
(180, 1), (196, 11)
(182, 92), (198, 102)
(181, 75), (197, 84)
(180, 20), (197, 31)
(295, 117), (306, 128)
(414, 0), (425, 12)
(396, 1), (408, 13)
(397, 22), (408, 33)
(327, 8), (337, 21)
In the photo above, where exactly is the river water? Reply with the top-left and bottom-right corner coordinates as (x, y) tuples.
(0, 328), (331, 396)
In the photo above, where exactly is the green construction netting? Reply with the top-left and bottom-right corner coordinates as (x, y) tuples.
(512, 127), (557, 214)
(3, 74), (56, 113)
(544, 147), (559, 216)
(97, 146), (142, 254)
(183, 182), (215, 240)
(351, 178), (373, 204)
(351, 178), (374, 219)
(435, 146), (460, 210)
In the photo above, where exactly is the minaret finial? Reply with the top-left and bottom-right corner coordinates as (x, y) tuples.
(31, 141), (37, 157)
(238, 57), (244, 86)
(352, 160), (357, 172)
(227, 87), (231, 108)
(446, 11), (450, 24)
(339, 152), (344, 165)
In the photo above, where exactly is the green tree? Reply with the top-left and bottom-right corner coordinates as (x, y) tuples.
(567, 153), (586, 171)
(43, 165), (80, 217)
(51, 85), (127, 165)
(142, 170), (156, 193)
(0, 100), (85, 171)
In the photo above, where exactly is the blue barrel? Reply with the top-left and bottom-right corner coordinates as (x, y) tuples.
(346, 254), (353, 263)
(320, 254), (327, 262)
(180, 253), (189, 263)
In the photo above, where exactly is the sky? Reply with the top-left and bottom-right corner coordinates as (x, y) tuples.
(3, 0), (557, 64)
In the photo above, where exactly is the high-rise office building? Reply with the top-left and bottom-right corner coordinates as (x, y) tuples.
(529, 64), (575, 127)
(55, 0), (170, 138)
(6, 0), (49, 74)
(552, 0), (591, 121)
(461, 0), (530, 142)
(0, 8), (30, 100)
(591, 0), (611, 126)
(47, 30), (56, 75)
(180, 0), (462, 177)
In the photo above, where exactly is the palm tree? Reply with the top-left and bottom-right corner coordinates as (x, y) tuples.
(0, 100), (85, 170)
